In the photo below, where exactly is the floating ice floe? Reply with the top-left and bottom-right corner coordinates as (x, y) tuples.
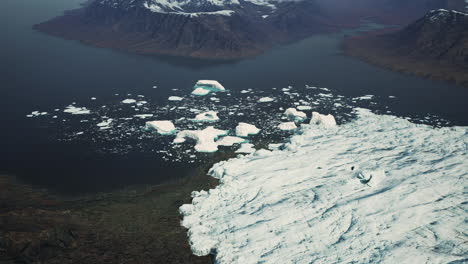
(122, 99), (137, 104)
(235, 123), (260, 137)
(355, 95), (374, 100)
(257, 97), (274, 103)
(277, 122), (297, 131)
(194, 111), (220, 122)
(180, 108), (468, 263)
(168, 96), (184, 101)
(134, 114), (153, 119)
(310, 112), (337, 127)
(284, 108), (307, 122)
(297, 105), (312, 111)
(96, 119), (113, 129)
(192, 80), (225, 96)
(145, 120), (177, 135)
(235, 143), (256, 154)
(63, 105), (91, 115)
(216, 136), (248, 147)
(173, 126), (228, 152)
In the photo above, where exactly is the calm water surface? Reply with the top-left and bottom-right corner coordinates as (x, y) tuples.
(2, 0), (467, 195)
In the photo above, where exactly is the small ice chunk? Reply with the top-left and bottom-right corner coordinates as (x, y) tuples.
(91, 97), (97, 100)
(173, 126), (228, 152)
(97, 119), (113, 127)
(284, 108), (307, 121)
(146, 120), (177, 135)
(297, 106), (312, 111)
(278, 122), (297, 131)
(235, 143), (256, 154)
(122, 99), (137, 104)
(216, 136), (247, 147)
(194, 111), (219, 122)
(134, 114), (154, 119)
(168, 96), (184, 101)
(310, 112), (337, 127)
(63, 105), (91, 115)
(235, 123), (260, 137)
(258, 97), (274, 103)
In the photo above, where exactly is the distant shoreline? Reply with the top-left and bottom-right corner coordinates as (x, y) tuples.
(342, 30), (468, 89)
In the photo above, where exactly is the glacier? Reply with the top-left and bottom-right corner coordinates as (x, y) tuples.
(180, 109), (467, 263)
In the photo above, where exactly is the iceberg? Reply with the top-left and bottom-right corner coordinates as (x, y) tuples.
(192, 80), (225, 96)
(277, 121), (297, 131)
(216, 136), (248, 147)
(235, 123), (260, 137)
(310, 112), (337, 127)
(193, 111), (220, 122)
(284, 108), (307, 122)
(173, 126), (228, 152)
(145, 120), (177, 135)
(180, 109), (468, 263)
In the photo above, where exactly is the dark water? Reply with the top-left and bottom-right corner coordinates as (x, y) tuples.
(2, 0), (467, 195)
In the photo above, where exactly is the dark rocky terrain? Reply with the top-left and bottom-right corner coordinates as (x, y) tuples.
(344, 9), (468, 87)
(0, 152), (236, 264)
(34, 0), (461, 59)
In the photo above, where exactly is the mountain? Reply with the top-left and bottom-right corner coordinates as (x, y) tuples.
(344, 9), (468, 87)
(34, 0), (463, 59)
(34, 0), (330, 59)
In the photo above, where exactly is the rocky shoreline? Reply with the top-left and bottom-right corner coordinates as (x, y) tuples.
(0, 152), (236, 263)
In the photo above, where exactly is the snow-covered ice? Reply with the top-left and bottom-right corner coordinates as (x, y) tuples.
(277, 121), (297, 131)
(194, 111), (220, 122)
(216, 136), (247, 146)
(283, 108), (307, 121)
(63, 105), (91, 115)
(168, 96), (184, 101)
(235, 143), (256, 154)
(310, 111), (336, 127)
(192, 87), (211, 96)
(122, 99), (137, 104)
(235, 123), (260, 137)
(180, 109), (468, 263)
(174, 126), (228, 152)
(145, 120), (177, 135)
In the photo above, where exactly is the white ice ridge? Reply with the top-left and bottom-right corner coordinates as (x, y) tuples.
(235, 122), (260, 137)
(284, 108), (307, 121)
(180, 109), (468, 263)
(145, 120), (177, 135)
(194, 111), (220, 122)
(173, 126), (228, 152)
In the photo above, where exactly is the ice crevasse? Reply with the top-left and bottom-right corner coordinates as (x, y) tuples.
(180, 108), (467, 264)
